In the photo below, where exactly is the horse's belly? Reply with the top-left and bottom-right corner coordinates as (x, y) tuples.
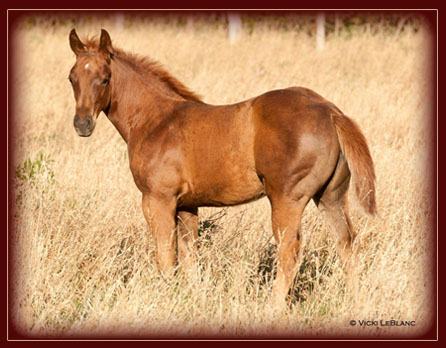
(179, 169), (265, 207)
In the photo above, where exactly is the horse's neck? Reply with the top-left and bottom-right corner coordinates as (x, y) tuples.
(106, 58), (181, 143)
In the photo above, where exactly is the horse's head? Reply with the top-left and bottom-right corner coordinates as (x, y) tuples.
(68, 29), (114, 137)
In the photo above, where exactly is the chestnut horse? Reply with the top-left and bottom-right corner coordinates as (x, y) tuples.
(68, 29), (376, 302)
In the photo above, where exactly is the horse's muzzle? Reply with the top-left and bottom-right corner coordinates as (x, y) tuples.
(74, 115), (94, 137)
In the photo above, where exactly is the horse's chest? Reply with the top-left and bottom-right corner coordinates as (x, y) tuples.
(128, 140), (182, 194)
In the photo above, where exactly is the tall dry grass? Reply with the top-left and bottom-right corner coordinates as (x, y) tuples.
(9, 15), (435, 338)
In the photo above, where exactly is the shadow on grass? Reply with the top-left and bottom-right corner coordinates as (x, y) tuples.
(256, 243), (334, 305)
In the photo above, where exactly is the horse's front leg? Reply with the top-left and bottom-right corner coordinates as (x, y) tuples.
(141, 194), (177, 276)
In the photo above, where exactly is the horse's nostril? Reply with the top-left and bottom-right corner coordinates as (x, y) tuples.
(74, 115), (80, 128)
(74, 115), (93, 129)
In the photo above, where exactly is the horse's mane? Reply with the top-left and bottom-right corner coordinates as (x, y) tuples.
(83, 37), (203, 103)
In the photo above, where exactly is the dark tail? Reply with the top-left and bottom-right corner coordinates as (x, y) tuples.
(331, 114), (377, 216)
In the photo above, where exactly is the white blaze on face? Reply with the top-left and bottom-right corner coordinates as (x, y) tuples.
(84, 63), (89, 70)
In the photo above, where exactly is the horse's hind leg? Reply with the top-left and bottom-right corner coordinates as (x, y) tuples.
(268, 194), (311, 303)
(318, 195), (356, 274)
(177, 207), (199, 276)
(314, 154), (357, 275)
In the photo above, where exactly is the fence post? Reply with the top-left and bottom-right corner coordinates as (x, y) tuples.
(228, 12), (242, 44)
(334, 13), (340, 37)
(316, 12), (325, 51)
(115, 12), (125, 31)
(186, 14), (194, 30)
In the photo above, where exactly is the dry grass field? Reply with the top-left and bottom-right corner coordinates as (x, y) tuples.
(9, 14), (435, 338)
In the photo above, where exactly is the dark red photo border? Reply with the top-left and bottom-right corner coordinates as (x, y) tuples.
(3, 8), (438, 342)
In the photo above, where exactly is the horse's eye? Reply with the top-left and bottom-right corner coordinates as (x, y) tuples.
(68, 76), (73, 84)
(101, 77), (110, 86)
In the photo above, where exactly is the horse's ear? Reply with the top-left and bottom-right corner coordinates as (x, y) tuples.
(69, 29), (85, 57)
(99, 29), (114, 58)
